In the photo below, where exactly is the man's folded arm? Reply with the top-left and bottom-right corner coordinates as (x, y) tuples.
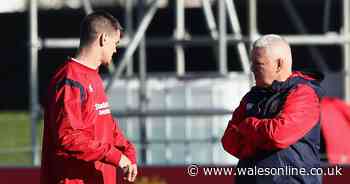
(221, 98), (259, 159)
(238, 84), (320, 150)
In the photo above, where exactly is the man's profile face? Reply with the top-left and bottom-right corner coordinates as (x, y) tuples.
(251, 47), (279, 87)
(101, 30), (121, 66)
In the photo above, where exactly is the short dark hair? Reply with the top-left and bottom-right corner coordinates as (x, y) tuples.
(79, 11), (123, 46)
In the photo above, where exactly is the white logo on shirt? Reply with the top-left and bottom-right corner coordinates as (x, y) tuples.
(95, 102), (111, 115)
(246, 103), (254, 110)
(88, 84), (94, 92)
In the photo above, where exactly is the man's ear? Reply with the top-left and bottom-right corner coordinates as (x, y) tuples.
(276, 58), (282, 72)
(99, 33), (108, 47)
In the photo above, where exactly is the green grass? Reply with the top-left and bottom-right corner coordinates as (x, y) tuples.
(0, 111), (43, 166)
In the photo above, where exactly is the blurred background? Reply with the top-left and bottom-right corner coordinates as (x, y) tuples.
(1, 0), (350, 183)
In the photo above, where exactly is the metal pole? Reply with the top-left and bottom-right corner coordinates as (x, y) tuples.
(82, 0), (93, 14)
(248, 0), (258, 44)
(343, 0), (350, 101)
(323, 0), (332, 33)
(225, 0), (250, 74)
(248, 0), (258, 86)
(105, 0), (158, 93)
(175, 0), (186, 76)
(218, 0), (228, 75)
(202, 0), (218, 39)
(126, 0), (134, 77)
(29, 0), (40, 166)
(201, 0), (220, 75)
(43, 34), (350, 48)
(138, 0), (148, 165)
(43, 37), (127, 48)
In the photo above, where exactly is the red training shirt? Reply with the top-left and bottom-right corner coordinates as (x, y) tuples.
(41, 58), (136, 184)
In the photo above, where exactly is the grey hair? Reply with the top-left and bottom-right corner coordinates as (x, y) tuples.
(253, 34), (289, 49)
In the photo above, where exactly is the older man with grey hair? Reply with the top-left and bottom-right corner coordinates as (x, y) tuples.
(222, 34), (324, 183)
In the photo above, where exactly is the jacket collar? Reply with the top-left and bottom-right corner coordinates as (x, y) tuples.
(270, 71), (323, 92)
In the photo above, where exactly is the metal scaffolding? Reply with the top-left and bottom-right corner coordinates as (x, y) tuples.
(29, 0), (350, 165)
(29, 0), (40, 166)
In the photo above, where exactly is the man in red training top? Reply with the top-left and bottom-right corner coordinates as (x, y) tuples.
(222, 34), (323, 184)
(41, 11), (137, 184)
